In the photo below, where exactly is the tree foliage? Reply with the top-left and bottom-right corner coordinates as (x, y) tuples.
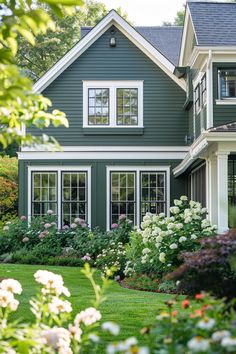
(163, 5), (185, 26)
(0, 156), (18, 219)
(0, 0), (83, 149)
(16, 1), (129, 81)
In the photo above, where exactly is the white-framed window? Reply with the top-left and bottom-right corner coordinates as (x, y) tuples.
(106, 166), (170, 230)
(201, 74), (206, 107)
(218, 69), (236, 99)
(194, 84), (201, 114)
(28, 166), (91, 228)
(83, 81), (143, 128)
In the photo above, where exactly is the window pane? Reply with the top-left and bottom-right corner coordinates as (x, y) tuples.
(88, 88), (109, 125)
(116, 88), (138, 126)
(110, 172), (135, 227)
(219, 69), (236, 98)
(32, 172), (57, 218)
(141, 172), (166, 221)
(62, 172), (87, 226)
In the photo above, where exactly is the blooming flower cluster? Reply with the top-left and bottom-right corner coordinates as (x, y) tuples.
(0, 267), (147, 354)
(152, 293), (236, 354)
(125, 196), (217, 276)
(95, 241), (127, 275)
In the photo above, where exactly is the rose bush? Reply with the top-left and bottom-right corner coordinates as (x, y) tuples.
(125, 196), (217, 278)
(148, 293), (236, 354)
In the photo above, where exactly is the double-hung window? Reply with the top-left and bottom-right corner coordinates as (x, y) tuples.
(107, 167), (169, 229)
(83, 81), (143, 127)
(30, 167), (90, 228)
(218, 69), (236, 99)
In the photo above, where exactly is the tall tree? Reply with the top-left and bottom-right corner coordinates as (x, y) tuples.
(0, 0), (83, 149)
(163, 5), (185, 26)
(16, 1), (129, 81)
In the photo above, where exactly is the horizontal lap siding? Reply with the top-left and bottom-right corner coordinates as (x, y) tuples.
(19, 159), (187, 230)
(29, 26), (187, 146)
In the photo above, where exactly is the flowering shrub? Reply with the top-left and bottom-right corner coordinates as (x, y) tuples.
(125, 196), (217, 277)
(95, 241), (127, 276)
(0, 213), (133, 268)
(148, 293), (236, 354)
(167, 229), (236, 299)
(0, 264), (148, 353)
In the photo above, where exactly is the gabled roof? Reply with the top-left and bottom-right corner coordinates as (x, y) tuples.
(188, 1), (236, 46)
(33, 10), (185, 93)
(81, 26), (183, 66)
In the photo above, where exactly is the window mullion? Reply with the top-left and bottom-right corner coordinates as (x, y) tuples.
(137, 170), (140, 227)
(110, 85), (115, 126)
(58, 171), (61, 229)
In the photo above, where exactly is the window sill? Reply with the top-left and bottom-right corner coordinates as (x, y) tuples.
(215, 99), (236, 105)
(82, 127), (144, 135)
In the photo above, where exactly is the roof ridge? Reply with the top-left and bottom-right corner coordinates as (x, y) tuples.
(188, 1), (236, 4)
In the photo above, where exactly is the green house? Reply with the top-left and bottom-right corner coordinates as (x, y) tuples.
(18, 1), (236, 232)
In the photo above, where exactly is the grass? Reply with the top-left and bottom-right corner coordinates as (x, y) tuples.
(0, 264), (181, 345)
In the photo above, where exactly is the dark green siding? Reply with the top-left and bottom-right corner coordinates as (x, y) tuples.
(213, 63), (236, 127)
(19, 159), (187, 230)
(29, 26), (187, 146)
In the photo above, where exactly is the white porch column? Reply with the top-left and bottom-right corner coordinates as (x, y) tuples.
(216, 151), (229, 233)
(207, 154), (218, 225)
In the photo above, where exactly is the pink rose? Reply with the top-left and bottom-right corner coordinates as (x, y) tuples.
(119, 214), (126, 221)
(111, 223), (119, 229)
(44, 223), (51, 229)
(47, 210), (54, 215)
(20, 215), (27, 221)
(62, 225), (70, 230)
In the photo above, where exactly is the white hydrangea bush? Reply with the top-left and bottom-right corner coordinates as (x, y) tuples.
(0, 265), (148, 354)
(125, 196), (217, 277)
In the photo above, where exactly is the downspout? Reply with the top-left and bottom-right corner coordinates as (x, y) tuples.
(206, 50), (213, 128)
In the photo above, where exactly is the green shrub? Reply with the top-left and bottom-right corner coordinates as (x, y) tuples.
(166, 229), (236, 299)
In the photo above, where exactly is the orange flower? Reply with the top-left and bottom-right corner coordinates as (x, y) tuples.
(195, 294), (204, 300)
(182, 299), (190, 309)
(172, 310), (178, 317)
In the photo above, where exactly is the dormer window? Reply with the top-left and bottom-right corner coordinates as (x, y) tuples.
(83, 81), (143, 127)
(219, 69), (236, 99)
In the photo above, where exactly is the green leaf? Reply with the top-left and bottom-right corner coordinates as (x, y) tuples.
(15, 26), (35, 46)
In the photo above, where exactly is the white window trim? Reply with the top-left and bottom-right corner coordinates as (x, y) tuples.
(28, 166), (91, 229)
(217, 68), (236, 101)
(83, 80), (143, 128)
(106, 165), (170, 230)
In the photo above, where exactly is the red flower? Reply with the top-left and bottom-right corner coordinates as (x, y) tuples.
(172, 310), (178, 317)
(182, 299), (190, 309)
(195, 294), (204, 300)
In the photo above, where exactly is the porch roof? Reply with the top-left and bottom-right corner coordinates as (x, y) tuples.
(173, 123), (236, 177)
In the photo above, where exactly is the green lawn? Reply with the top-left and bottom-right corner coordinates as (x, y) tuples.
(0, 264), (177, 345)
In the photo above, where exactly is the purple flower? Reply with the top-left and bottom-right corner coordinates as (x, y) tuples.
(20, 215), (27, 221)
(119, 214), (126, 221)
(82, 255), (91, 261)
(111, 223), (119, 229)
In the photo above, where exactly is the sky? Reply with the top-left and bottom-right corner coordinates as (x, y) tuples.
(100, 0), (185, 26)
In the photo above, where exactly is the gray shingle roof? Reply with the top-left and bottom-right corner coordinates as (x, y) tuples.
(188, 1), (236, 46)
(208, 122), (236, 132)
(80, 26), (183, 66)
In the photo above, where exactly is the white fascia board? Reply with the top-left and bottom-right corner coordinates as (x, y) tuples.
(189, 47), (236, 68)
(33, 10), (185, 93)
(18, 150), (188, 160)
(21, 145), (189, 152)
(173, 131), (236, 176)
(179, 6), (191, 67)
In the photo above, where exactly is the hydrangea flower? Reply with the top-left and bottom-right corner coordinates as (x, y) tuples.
(187, 337), (210, 352)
